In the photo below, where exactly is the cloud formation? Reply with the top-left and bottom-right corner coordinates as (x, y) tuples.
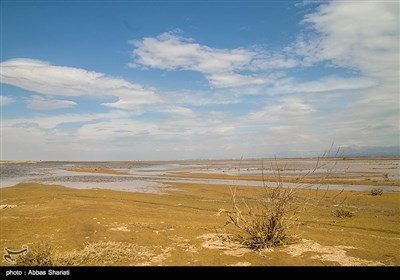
(268, 76), (377, 95)
(0, 96), (15, 106)
(26, 96), (77, 110)
(1, 1), (398, 160)
(0, 58), (162, 109)
(246, 97), (316, 123)
(130, 31), (294, 88)
(295, 0), (399, 80)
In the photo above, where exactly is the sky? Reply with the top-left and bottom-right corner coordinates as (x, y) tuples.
(0, 0), (399, 160)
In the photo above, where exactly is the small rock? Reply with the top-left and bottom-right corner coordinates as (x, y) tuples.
(0, 204), (17, 210)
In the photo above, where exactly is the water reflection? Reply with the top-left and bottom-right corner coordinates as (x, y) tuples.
(1, 160), (398, 193)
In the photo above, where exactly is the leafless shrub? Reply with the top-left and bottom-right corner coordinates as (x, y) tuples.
(333, 208), (353, 218)
(227, 183), (297, 249)
(15, 241), (154, 266)
(57, 241), (150, 266)
(226, 147), (340, 250)
(15, 242), (56, 266)
(370, 188), (383, 196)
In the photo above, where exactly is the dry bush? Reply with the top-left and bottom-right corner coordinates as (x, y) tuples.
(370, 189), (383, 196)
(226, 149), (339, 250)
(15, 242), (56, 266)
(333, 208), (353, 218)
(15, 241), (153, 266)
(58, 241), (151, 266)
(227, 183), (297, 249)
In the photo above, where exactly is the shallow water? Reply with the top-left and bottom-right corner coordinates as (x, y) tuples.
(1, 159), (399, 193)
(156, 177), (400, 192)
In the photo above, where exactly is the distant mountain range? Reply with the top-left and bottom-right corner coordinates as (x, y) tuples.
(339, 145), (400, 158)
(263, 146), (400, 159)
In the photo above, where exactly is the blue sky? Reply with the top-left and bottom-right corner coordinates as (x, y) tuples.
(1, 0), (399, 160)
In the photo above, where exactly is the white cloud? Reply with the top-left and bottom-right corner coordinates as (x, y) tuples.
(2, 1), (399, 160)
(130, 31), (289, 88)
(295, 0), (399, 80)
(159, 106), (195, 117)
(74, 119), (159, 140)
(269, 75), (377, 95)
(3, 110), (134, 130)
(1, 107), (241, 159)
(26, 95), (77, 110)
(0, 95), (15, 106)
(163, 90), (242, 106)
(250, 51), (299, 70)
(287, 0), (399, 150)
(206, 73), (267, 88)
(246, 97), (316, 123)
(0, 58), (162, 109)
(101, 91), (161, 109)
(131, 31), (253, 72)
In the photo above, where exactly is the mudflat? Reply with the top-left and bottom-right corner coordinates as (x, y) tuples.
(1, 173), (399, 266)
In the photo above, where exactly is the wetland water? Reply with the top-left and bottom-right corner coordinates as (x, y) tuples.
(0, 159), (399, 193)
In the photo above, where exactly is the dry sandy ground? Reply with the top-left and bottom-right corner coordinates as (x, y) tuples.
(0, 180), (399, 266)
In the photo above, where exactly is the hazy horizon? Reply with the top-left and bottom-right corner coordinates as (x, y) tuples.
(1, 145), (399, 162)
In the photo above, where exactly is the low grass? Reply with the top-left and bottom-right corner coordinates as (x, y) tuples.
(1, 182), (399, 266)
(15, 242), (55, 266)
(333, 209), (354, 218)
(370, 189), (383, 196)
